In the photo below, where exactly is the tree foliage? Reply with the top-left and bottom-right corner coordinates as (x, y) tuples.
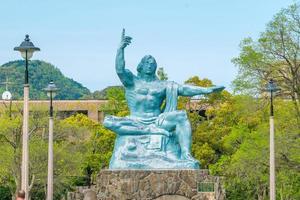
(0, 106), (97, 199)
(99, 86), (129, 116)
(227, 4), (300, 198)
(80, 86), (124, 100)
(232, 3), (300, 117)
(157, 67), (168, 80)
(209, 98), (300, 200)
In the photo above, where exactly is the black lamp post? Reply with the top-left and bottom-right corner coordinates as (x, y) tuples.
(264, 79), (280, 200)
(14, 34), (40, 200)
(44, 81), (58, 200)
(265, 79), (281, 116)
(44, 81), (59, 117)
(14, 35), (40, 84)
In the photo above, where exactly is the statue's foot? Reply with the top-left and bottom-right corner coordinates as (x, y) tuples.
(181, 152), (199, 163)
(127, 139), (137, 151)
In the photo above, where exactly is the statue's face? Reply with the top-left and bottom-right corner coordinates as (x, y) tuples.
(140, 57), (157, 75)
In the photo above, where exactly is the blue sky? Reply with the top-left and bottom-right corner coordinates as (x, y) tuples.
(0, 0), (296, 91)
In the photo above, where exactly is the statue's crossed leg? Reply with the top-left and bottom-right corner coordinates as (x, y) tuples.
(104, 110), (198, 163)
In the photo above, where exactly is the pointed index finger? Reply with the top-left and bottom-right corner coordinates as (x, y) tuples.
(122, 28), (125, 39)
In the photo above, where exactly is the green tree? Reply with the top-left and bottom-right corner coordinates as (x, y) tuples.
(0, 107), (93, 199)
(157, 67), (168, 80)
(229, 4), (300, 198)
(177, 76), (231, 168)
(62, 114), (115, 185)
(100, 86), (129, 116)
(232, 3), (300, 118)
(0, 103), (47, 197)
(209, 97), (300, 200)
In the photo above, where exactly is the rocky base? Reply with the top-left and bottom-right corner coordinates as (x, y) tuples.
(67, 170), (225, 200)
(66, 186), (96, 200)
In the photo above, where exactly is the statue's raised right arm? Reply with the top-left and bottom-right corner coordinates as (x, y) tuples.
(115, 29), (134, 87)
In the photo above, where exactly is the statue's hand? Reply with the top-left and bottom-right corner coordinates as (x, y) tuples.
(120, 28), (132, 49)
(146, 126), (172, 137)
(211, 86), (225, 93)
(160, 129), (173, 137)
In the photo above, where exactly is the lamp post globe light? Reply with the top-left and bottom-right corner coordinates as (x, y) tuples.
(44, 81), (58, 200)
(14, 34), (40, 200)
(264, 79), (280, 200)
(2, 90), (12, 100)
(2, 90), (12, 119)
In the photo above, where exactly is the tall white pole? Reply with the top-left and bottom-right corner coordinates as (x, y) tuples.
(47, 116), (54, 200)
(16, 36), (40, 200)
(270, 116), (275, 200)
(21, 84), (29, 200)
(269, 86), (276, 200)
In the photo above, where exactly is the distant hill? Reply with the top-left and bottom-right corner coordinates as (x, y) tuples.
(81, 86), (124, 100)
(0, 60), (91, 100)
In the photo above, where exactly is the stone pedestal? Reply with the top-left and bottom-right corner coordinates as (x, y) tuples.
(96, 170), (224, 200)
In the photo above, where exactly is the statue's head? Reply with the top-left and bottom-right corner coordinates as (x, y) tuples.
(137, 55), (157, 77)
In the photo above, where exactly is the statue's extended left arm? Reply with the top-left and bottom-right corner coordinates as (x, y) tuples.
(178, 84), (225, 96)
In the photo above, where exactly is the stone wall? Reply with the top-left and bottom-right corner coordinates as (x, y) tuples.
(96, 170), (224, 200)
(66, 186), (98, 200)
(67, 169), (225, 200)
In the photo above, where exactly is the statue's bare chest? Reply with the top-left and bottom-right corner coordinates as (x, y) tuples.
(126, 81), (166, 104)
(134, 82), (165, 97)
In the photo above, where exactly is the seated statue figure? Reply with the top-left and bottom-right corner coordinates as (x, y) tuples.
(103, 29), (224, 169)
